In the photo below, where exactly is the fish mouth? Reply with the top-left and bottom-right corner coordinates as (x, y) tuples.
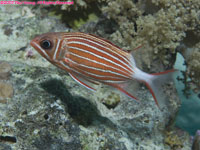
(30, 34), (42, 49)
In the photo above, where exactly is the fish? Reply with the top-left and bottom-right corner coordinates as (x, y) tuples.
(30, 32), (176, 108)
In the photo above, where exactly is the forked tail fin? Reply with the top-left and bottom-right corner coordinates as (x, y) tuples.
(134, 68), (178, 108)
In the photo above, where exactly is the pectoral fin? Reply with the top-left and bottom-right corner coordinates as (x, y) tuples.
(69, 73), (98, 92)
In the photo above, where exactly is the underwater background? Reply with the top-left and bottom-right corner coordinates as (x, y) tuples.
(0, 0), (199, 150)
(174, 53), (200, 136)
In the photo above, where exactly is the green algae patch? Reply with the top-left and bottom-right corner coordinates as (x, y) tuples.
(51, 1), (101, 29)
(72, 13), (98, 29)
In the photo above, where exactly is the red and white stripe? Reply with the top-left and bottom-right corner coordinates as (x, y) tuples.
(53, 39), (61, 61)
(31, 32), (141, 101)
(58, 33), (135, 83)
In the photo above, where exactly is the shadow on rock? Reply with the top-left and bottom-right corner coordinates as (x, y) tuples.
(40, 79), (114, 127)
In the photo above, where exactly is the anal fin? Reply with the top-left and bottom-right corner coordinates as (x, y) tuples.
(104, 82), (139, 102)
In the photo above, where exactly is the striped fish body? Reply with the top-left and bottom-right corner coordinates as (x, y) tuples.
(30, 32), (135, 84)
(30, 32), (176, 107)
(64, 33), (134, 82)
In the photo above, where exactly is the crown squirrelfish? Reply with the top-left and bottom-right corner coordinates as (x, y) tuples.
(30, 32), (176, 108)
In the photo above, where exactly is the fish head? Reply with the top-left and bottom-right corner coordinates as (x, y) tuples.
(30, 32), (65, 63)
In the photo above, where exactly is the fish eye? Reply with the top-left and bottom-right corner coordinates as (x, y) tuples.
(40, 40), (52, 50)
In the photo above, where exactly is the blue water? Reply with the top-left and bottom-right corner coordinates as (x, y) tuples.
(174, 53), (200, 135)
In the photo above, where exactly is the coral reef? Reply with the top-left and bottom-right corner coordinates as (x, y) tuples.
(101, 0), (200, 90)
(1, 0), (199, 149)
